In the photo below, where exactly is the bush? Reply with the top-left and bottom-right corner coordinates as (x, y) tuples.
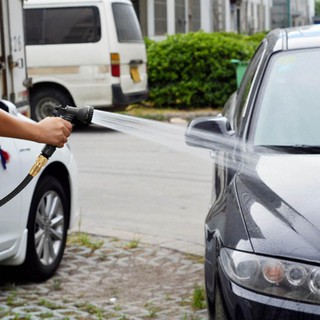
(146, 31), (264, 109)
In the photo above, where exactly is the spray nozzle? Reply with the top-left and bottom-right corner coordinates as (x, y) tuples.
(57, 105), (94, 125)
(41, 105), (94, 160)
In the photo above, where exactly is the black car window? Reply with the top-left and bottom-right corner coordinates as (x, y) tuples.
(24, 7), (101, 45)
(112, 3), (143, 43)
(253, 48), (320, 147)
(234, 42), (266, 134)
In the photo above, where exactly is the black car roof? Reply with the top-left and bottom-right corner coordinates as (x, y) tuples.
(267, 24), (320, 52)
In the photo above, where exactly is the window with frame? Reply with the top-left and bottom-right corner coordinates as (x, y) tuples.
(155, 0), (167, 35)
(191, 0), (201, 31)
(112, 3), (143, 43)
(175, 0), (186, 33)
(24, 7), (101, 45)
(253, 48), (320, 147)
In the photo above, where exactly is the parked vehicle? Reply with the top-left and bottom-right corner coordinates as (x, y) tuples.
(0, 0), (31, 116)
(0, 100), (78, 281)
(185, 25), (320, 319)
(23, 0), (148, 122)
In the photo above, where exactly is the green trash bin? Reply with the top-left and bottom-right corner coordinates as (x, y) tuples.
(231, 59), (248, 88)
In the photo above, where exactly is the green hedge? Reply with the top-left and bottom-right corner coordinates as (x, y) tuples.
(146, 31), (265, 109)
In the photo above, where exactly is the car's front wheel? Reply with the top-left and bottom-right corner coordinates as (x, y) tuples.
(22, 175), (68, 282)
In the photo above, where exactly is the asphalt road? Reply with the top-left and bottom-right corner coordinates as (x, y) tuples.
(69, 121), (213, 255)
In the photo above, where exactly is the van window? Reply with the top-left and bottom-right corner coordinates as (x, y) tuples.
(24, 7), (101, 45)
(112, 3), (143, 43)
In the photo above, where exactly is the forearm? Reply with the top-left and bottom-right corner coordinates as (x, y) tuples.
(0, 109), (72, 147)
(0, 109), (40, 142)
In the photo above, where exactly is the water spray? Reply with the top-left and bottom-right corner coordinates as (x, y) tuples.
(0, 105), (94, 207)
(0, 104), (263, 207)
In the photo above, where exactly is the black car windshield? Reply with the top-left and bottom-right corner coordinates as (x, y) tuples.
(253, 48), (320, 149)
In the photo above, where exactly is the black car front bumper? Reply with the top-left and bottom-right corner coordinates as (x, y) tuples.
(218, 268), (320, 320)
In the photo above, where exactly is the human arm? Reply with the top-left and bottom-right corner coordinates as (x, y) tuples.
(0, 109), (72, 147)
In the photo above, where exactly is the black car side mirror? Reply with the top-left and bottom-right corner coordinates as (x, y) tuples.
(185, 115), (235, 151)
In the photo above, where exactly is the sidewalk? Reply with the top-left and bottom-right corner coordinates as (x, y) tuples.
(0, 233), (207, 320)
(0, 108), (215, 319)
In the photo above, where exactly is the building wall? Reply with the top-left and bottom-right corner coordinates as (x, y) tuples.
(291, 0), (313, 26)
(271, 0), (314, 28)
(235, 0), (272, 34)
(134, 0), (314, 39)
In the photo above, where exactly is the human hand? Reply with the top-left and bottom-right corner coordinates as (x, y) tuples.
(36, 117), (73, 147)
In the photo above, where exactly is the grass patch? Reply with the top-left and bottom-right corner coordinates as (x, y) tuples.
(184, 253), (205, 264)
(38, 298), (61, 310)
(122, 238), (140, 250)
(12, 315), (31, 320)
(192, 285), (207, 310)
(113, 304), (122, 311)
(110, 237), (120, 242)
(67, 232), (104, 251)
(143, 302), (160, 319)
(6, 291), (24, 307)
(77, 302), (106, 319)
(121, 104), (218, 121)
(39, 312), (54, 318)
(51, 278), (62, 291)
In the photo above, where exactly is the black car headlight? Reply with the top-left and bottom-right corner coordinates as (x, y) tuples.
(220, 248), (320, 304)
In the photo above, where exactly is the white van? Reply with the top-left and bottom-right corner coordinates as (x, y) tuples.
(0, 0), (30, 116)
(23, 0), (148, 121)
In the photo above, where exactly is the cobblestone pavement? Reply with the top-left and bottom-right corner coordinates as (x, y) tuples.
(0, 233), (207, 320)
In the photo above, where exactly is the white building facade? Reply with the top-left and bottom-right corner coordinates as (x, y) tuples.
(131, 0), (315, 39)
(271, 0), (315, 28)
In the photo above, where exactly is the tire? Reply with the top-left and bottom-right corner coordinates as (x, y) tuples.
(30, 88), (73, 122)
(22, 175), (68, 282)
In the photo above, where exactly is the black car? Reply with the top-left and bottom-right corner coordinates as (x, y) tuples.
(185, 25), (320, 319)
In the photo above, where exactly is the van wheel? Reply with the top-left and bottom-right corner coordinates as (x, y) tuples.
(30, 88), (73, 122)
(21, 175), (68, 282)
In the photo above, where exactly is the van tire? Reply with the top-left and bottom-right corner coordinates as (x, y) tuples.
(30, 88), (73, 122)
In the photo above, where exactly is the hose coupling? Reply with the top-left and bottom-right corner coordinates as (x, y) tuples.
(29, 154), (48, 177)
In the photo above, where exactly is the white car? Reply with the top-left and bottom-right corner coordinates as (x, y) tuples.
(0, 100), (79, 281)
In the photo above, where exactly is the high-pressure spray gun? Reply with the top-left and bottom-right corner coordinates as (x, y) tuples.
(31, 105), (94, 176)
(0, 105), (94, 207)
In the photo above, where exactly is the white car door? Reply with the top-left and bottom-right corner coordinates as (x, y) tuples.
(0, 137), (24, 254)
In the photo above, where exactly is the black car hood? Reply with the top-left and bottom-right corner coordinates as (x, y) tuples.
(236, 153), (320, 263)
